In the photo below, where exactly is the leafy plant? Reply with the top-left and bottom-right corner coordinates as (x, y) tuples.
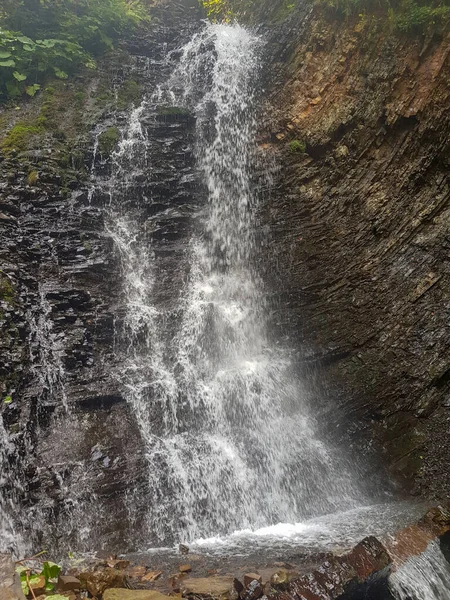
(0, 0), (150, 102)
(16, 561), (62, 597)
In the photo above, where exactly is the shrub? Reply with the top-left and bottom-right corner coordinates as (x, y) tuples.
(289, 139), (306, 153)
(0, 0), (150, 103)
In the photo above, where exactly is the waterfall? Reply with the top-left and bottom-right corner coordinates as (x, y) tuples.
(389, 541), (450, 599)
(107, 22), (364, 547)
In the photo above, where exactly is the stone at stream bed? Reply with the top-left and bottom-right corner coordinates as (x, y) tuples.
(243, 573), (262, 587)
(181, 576), (235, 598)
(57, 574), (81, 592)
(79, 567), (126, 597)
(142, 570), (163, 582)
(104, 591), (175, 600)
(179, 564), (192, 573)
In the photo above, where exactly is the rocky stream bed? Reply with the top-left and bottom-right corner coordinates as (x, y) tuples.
(3, 506), (450, 600)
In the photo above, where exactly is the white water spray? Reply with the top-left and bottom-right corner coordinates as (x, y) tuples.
(107, 23), (364, 546)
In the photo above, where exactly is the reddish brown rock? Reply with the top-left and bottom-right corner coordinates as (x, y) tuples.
(142, 570), (163, 582)
(179, 564), (192, 573)
(57, 574), (81, 592)
(129, 565), (148, 578)
(244, 574), (262, 587)
(79, 567), (126, 597)
(268, 536), (391, 600)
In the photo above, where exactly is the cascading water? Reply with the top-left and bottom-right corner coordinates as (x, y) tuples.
(107, 22), (364, 547)
(389, 541), (450, 600)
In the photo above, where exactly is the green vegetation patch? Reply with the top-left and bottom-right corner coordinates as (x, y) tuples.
(0, 275), (16, 304)
(317, 0), (450, 32)
(157, 106), (191, 116)
(0, 122), (42, 156)
(116, 79), (143, 110)
(0, 0), (150, 103)
(98, 126), (120, 155)
(289, 139), (307, 154)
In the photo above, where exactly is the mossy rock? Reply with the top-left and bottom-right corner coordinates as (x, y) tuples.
(0, 276), (16, 304)
(116, 79), (142, 110)
(156, 105), (191, 116)
(98, 127), (120, 155)
(1, 122), (42, 157)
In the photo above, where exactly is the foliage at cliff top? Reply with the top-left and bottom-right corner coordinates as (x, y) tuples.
(0, 0), (150, 103)
(201, 0), (450, 31)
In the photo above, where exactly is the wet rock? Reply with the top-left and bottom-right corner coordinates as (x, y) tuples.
(242, 580), (264, 600)
(181, 576), (235, 599)
(268, 536), (391, 600)
(79, 567), (126, 597)
(179, 544), (190, 555)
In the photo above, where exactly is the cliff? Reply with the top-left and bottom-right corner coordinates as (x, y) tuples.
(261, 4), (450, 496)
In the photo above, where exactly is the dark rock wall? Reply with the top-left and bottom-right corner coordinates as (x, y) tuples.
(260, 9), (450, 496)
(0, 0), (202, 553)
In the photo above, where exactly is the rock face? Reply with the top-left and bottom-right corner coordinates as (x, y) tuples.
(0, 0), (202, 554)
(261, 6), (450, 494)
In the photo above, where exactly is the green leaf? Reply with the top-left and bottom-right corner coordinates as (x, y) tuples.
(23, 45), (34, 52)
(45, 582), (55, 591)
(15, 566), (28, 575)
(36, 39), (56, 48)
(25, 84), (41, 97)
(54, 68), (68, 79)
(20, 579), (29, 596)
(0, 51), (12, 59)
(13, 71), (27, 82)
(42, 561), (61, 581)
(4, 396), (13, 404)
(0, 59), (15, 67)
(17, 35), (34, 45)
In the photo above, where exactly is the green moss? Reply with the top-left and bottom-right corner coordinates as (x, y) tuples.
(98, 126), (120, 155)
(0, 276), (15, 304)
(27, 169), (38, 185)
(157, 105), (191, 116)
(1, 122), (42, 156)
(116, 79), (142, 110)
(289, 139), (307, 154)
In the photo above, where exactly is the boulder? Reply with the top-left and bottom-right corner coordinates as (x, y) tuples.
(181, 576), (235, 599)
